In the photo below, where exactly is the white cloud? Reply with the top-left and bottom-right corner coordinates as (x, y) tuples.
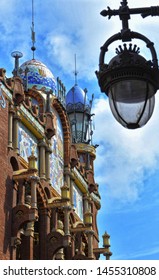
(93, 95), (159, 203)
(1, 0), (159, 204)
(42, 0), (118, 81)
(2, 0), (159, 82)
(41, 0), (159, 85)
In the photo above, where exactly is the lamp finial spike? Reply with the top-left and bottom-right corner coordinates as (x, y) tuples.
(31, 0), (36, 59)
(74, 54), (78, 86)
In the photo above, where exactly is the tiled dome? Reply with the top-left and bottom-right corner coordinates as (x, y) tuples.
(66, 85), (91, 114)
(19, 59), (56, 93)
(66, 85), (89, 105)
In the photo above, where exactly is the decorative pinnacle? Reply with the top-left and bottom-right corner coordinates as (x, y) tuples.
(31, 144), (36, 155)
(11, 51), (23, 76)
(31, 0), (36, 59)
(121, 0), (128, 7)
(74, 54), (78, 86)
(115, 43), (140, 55)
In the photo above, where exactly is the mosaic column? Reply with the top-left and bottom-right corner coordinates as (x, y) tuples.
(38, 140), (46, 179)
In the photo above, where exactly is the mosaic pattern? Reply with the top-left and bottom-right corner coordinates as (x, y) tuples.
(1, 84), (12, 100)
(50, 108), (64, 193)
(0, 86), (6, 109)
(18, 123), (38, 162)
(20, 59), (56, 93)
(73, 182), (83, 221)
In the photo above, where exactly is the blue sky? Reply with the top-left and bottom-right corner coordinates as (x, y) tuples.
(0, 0), (159, 260)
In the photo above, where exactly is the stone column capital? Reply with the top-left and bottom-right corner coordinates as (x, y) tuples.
(38, 139), (47, 147)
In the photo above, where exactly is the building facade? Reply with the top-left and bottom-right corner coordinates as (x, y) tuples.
(0, 56), (111, 260)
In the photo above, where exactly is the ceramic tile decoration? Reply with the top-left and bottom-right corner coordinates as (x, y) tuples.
(50, 108), (64, 193)
(66, 85), (89, 106)
(18, 122), (38, 162)
(73, 182), (83, 221)
(0, 85), (6, 109)
(20, 59), (56, 93)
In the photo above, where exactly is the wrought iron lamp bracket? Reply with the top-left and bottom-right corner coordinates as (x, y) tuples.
(96, 0), (159, 129)
(101, 1), (159, 22)
(99, 0), (159, 69)
(99, 31), (158, 71)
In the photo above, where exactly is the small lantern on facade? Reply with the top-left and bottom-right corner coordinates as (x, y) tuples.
(102, 231), (110, 247)
(61, 183), (70, 201)
(84, 211), (93, 226)
(28, 146), (38, 172)
(102, 231), (112, 260)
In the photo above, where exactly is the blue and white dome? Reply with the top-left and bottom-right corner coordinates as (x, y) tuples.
(66, 85), (91, 113)
(19, 59), (56, 93)
(66, 85), (89, 105)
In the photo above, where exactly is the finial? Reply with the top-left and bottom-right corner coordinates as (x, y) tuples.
(115, 43), (140, 55)
(74, 54), (78, 86)
(31, 0), (36, 59)
(31, 144), (36, 155)
(121, 0), (128, 7)
(45, 90), (52, 113)
(11, 51), (23, 76)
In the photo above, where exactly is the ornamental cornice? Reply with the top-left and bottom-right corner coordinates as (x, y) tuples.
(1, 82), (12, 100)
(20, 104), (45, 135)
(1, 82), (45, 136)
(90, 192), (101, 209)
(75, 143), (96, 157)
(72, 167), (88, 194)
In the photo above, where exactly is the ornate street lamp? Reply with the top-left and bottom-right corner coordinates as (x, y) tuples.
(96, 0), (159, 129)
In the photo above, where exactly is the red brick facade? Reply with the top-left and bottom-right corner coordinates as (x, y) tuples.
(0, 68), (111, 260)
(0, 97), (12, 259)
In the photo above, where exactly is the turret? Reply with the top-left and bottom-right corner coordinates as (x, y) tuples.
(66, 85), (94, 144)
